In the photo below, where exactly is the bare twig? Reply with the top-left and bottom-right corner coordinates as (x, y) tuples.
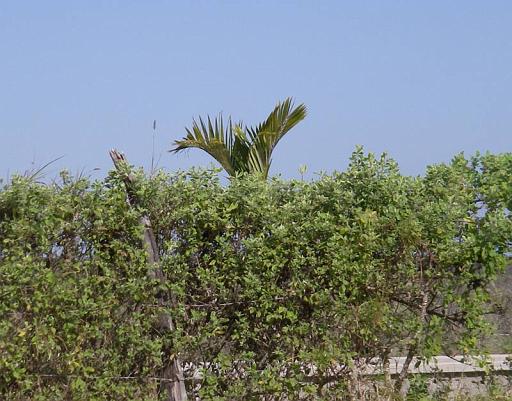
(109, 149), (188, 401)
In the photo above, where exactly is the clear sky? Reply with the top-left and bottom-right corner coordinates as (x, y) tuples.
(1, 1), (511, 180)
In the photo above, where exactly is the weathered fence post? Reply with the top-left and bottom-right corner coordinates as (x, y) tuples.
(109, 149), (188, 401)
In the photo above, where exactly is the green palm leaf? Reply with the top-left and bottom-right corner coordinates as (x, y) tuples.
(247, 98), (307, 177)
(171, 98), (306, 179)
(171, 115), (236, 176)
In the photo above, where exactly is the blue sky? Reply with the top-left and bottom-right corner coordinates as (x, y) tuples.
(1, 1), (511, 180)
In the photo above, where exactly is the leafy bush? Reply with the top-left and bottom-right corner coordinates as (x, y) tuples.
(1, 150), (511, 400)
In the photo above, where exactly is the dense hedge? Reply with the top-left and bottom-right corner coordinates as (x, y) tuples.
(1, 149), (511, 400)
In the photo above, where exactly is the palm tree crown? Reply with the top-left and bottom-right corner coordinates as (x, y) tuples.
(170, 98), (307, 179)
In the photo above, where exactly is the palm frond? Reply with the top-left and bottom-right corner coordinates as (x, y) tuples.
(171, 98), (306, 179)
(171, 115), (236, 176)
(251, 97), (307, 149)
(247, 98), (307, 178)
(230, 124), (251, 174)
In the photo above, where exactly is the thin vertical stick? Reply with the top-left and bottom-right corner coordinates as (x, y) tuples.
(109, 149), (188, 401)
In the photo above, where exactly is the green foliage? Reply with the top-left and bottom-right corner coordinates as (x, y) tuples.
(1, 150), (511, 400)
(0, 174), (161, 400)
(171, 97), (307, 178)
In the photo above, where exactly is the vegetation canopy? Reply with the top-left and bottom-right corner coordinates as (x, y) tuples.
(0, 149), (511, 400)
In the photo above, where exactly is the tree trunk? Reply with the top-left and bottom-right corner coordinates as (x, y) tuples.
(394, 289), (429, 396)
(109, 149), (188, 401)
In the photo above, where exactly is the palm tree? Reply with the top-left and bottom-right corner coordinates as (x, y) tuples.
(170, 98), (307, 179)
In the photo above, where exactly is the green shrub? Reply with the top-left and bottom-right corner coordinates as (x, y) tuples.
(1, 150), (511, 400)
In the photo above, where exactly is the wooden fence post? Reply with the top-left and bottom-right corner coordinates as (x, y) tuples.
(109, 149), (188, 401)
